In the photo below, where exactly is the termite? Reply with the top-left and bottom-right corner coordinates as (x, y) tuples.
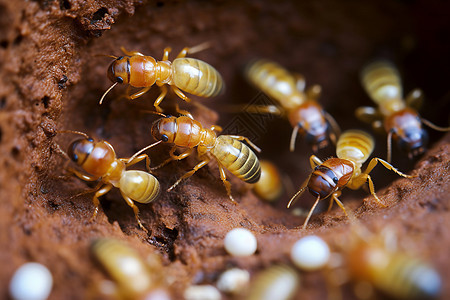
(347, 234), (442, 299)
(287, 130), (414, 229)
(357, 60), (450, 162)
(61, 131), (160, 232)
(91, 238), (171, 300)
(289, 223), (441, 299)
(336, 223), (443, 300)
(100, 43), (224, 112)
(246, 265), (299, 300)
(128, 112), (261, 203)
(245, 59), (340, 152)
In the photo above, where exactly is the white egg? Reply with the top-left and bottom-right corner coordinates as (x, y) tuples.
(9, 262), (53, 300)
(290, 235), (330, 271)
(224, 228), (257, 257)
(216, 268), (250, 294)
(184, 285), (221, 300)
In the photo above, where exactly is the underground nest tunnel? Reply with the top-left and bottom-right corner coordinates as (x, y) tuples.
(0, 0), (449, 299)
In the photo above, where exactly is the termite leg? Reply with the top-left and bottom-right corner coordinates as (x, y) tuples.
(128, 87), (151, 100)
(218, 163), (236, 204)
(90, 184), (112, 222)
(168, 158), (210, 192)
(162, 47), (172, 61)
(120, 47), (145, 57)
(171, 86), (192, 103)
(175, 42), (211, 58)
(153, 85), (168, 113)
(121, 193), (148, 233)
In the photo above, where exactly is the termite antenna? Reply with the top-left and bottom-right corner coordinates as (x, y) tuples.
(324, 111), (341, 140)
(287, 186), (307, 208)
(58, 130), (90, 139)
(51, 142), (70, 160)
(386, 130), (393, 163)
(140, 110), (167, 118)
(54, 130), (91, 160)
(187, 41), (211, 55)
(99, 82), (118, 105)
(127, 140), (163, 164)
(287, 175), (310, 208)
(94, 54), (119, 59)
(290, 124), (300, 152)
(302, 194), (321, 229)
(421, 118), (450, 132)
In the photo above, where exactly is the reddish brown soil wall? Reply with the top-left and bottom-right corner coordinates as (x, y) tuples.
(0, 1), (449, 299)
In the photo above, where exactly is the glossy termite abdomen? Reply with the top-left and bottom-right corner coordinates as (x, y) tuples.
(360, 60), (404, 110)
(91, 238), (154, 298)
(253, 160), (283, 202)
(246, 265), (300, 300)
(336, 129), (374, 165)
(245, 59), (304, 109)
(211, 136), (261, 184)
(119, 170), (160, 204)
(172, 57), (224, 97)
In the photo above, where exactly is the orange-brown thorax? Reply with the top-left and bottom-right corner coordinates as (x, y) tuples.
(68, 139), (125, 186)
(288, 101), (329, 147)
(308, 158), (354, 199)
(107, 55), (172, 88)
(384, 108), (427, 155)
(151, 116), (216, 149)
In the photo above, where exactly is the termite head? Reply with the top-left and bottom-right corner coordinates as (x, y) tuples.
(151, 117), (176, 143)
(397, 127), (428, 159)
(386, 109), (428, 159)
(308, 165), (339, 199)
(67, 138), (95, 165)
(99, 56), (130, 105)
(305, 121), (330, 151)
(289, 102), (330, 152)
(107, 56), (128, 84)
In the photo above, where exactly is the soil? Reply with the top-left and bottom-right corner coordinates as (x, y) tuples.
(0, 0), (449, 299)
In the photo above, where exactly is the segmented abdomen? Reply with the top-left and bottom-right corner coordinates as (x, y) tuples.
(90, 238), (152, 296)
(247, 264), (299, 300)
(211, 136), (261, 183)
(370, 252), (442, 299)
(172, 58), (224, 97)
(119, 170), (160, 203)
(361, 60), (403, 105)
(245, 59), (304, 109)
(336, 130), (374, 165)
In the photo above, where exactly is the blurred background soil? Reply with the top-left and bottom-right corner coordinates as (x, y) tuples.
(0, 0), (449, 299)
